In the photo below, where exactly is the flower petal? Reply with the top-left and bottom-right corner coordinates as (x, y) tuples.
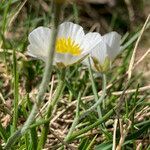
(57, 22), (85, 45)
(55, 53), (84, 67)
(27, 27), (52, 61)
(102, 31), (121, 60)
(83, 41), (109, 66)
(81, 32), (102, 54)
(91, 41), (109, 64)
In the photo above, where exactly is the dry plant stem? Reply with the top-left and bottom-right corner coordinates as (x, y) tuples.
(136, 143), (142, 150)
(133, 48), (150, 69)
(38, 69), (66, 149)
(112, 119), (118, 150)
(116, 119), (132, 150)
(128, 14), (150, 80)
(112, 85), (150, 95)
(4, 2), (62, 149)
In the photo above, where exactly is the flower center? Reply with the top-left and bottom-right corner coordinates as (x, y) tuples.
(56, 37), (81, 56)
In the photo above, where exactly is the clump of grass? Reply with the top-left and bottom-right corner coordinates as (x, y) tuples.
(0, 0), (150, 150)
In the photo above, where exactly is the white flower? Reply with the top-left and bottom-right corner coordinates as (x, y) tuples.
(27, 22), (102, 67)
(83, 32), (121, 72)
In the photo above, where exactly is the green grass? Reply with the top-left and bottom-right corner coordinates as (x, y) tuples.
(0, 0), (150, 150)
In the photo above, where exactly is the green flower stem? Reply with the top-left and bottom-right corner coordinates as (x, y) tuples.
(88, 59), (102, 119)
(64, 92), (81, 142)
(4, 2), (62, 149)
(12, 48), (19, 133)
(37, 69), (66, 149)
(66, 107), (115, 142)
(79, 74), (106, 120)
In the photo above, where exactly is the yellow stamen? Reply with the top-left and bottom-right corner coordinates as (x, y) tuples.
(56, 37), (81, 56)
